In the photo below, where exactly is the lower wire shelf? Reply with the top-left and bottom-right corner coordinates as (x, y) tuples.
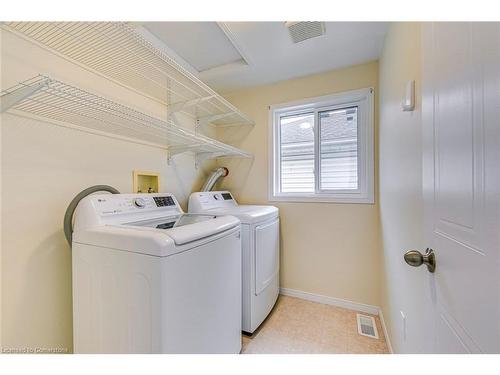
(0, 75), (253, 165)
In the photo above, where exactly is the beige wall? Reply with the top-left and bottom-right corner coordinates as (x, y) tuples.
(378, 22), (427, 353)
(0, 29), (3, 349)
(0, 28), (212, 351)
(0, 22), (428, 353)
(220, 61), (383, 307)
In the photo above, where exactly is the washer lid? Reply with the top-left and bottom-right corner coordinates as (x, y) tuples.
(73, 214), (240, 256)
(126, 213), (217, 230)
(197, 205), (279, 224)
(125, 214), (236, 245)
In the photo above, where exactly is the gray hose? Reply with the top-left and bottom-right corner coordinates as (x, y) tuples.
(201, 167), (229, 192)
(63, 185), (120, 246)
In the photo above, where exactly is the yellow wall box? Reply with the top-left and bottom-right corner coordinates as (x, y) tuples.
(133, 170), (160, 193)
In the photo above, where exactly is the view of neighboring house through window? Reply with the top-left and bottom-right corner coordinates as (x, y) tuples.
(319, 106), (358, 191)
(270, 88), (374, 203)
(280, 112), (315, 193)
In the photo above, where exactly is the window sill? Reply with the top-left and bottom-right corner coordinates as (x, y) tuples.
(268, 194), (375, 204)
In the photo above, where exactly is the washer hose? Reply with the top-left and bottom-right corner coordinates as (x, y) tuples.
(63, 185), (120, 246)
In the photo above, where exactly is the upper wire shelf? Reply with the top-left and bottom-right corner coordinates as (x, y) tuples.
(0, 75), (253, 165)
(2, 22), (254, 129)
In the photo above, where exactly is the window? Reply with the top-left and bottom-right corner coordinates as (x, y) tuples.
(269, 88), (374, 203)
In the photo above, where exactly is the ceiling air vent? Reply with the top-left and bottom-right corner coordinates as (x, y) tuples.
(356, 314), (379, 339)
(285, 22), (326, 44)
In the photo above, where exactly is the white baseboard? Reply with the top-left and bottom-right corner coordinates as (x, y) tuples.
(279, 287), (394, 353)
(279, 287), (380, 315)
(378, 309), (394, 354)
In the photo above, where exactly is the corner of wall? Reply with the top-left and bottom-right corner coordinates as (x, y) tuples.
(377, 22), (424, 354)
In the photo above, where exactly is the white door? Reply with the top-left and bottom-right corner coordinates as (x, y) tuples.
(421, 22), (500, 353)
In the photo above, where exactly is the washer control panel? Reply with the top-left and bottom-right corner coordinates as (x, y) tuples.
(91, 193), (181, 217)
(133, 197), (146, 208)
(153, 196), (175, 207)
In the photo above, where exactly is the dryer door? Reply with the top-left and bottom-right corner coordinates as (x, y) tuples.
(254, 218), (279, 295)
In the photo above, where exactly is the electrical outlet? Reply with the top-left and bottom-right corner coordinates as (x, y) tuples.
(400, 310), (407, 341)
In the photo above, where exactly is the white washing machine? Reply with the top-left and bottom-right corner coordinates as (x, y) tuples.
(189, 191), (279, 333)
(72, 193), (242, 353)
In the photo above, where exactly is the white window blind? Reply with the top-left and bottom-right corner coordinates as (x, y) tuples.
(270, 88), (374, 203)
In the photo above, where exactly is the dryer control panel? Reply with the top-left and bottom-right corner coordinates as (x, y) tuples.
(189, 191), (238, 211)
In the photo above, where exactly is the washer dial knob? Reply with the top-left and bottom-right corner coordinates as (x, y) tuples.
(133, 197), (146, 208)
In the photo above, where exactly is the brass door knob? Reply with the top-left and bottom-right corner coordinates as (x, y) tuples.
(404, 248), (436, 273)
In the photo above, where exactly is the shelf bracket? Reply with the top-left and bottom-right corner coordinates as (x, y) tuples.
(0, 79), (50, 113)
(195, 151), (226, 169)
(196, 112), (234, 129)
(167, 95), (216, 115)
(167, 144), (207, 166)
(168, 149), (227, 169)
(214, 120), (255, 129)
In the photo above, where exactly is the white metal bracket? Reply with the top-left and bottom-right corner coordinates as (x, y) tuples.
(195, 151), (226, 169)
(167, 144), (206, 166)
(167, 95), (216, 115)
(196, 111), (234, 129)
(0, 79), (50, 113)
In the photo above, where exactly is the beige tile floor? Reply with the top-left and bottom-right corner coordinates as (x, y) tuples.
(241, 295), (389, 354)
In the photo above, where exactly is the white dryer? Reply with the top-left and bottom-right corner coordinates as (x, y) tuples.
(72, 193), (242, 353)
(189, 191), (279, 333)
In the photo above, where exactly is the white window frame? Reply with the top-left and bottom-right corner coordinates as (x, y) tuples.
(268, 87), (374, 204)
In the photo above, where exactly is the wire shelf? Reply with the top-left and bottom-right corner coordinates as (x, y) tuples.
(2, 22), (254, 129)
(0, 75), (253, 164)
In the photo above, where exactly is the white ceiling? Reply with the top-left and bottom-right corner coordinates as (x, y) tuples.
(141, 22), (389, 93)
(143, 22), (245, 72)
